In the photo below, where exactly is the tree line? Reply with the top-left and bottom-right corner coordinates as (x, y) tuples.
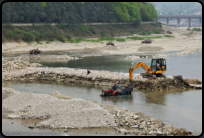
(2, 2), (158, 24)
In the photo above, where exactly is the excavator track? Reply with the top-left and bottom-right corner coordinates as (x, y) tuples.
(140, 73), (154, 78)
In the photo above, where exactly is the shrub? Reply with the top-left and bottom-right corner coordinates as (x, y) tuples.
(32, 31), (42, 42)
(153, 30), (161, 34)
(57, 36), (65, 43)
(44, 23), (52, 29)
(15, 29), (26, 36)
(7, 31), (14, 39)
(22, 32), (35, 42)
(110, 33), (114, 37)
(140, 32), (147, 35)
(13, 34), (21, 42)
(49, 38), (55, 41)
(121, 25), (127, 29)
(146, 31), (152, 35)
(64, 28), (69, 33)
(107, 25), (115, 30)
(55, 33), (65, 43)
(65, 34), (72, 39)
(100, 31), (105, 37)
(44, 32), (55, 40)
(192, 28), (201, 31)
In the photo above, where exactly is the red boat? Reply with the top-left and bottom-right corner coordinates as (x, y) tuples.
(100, 85), (133, 97)
(100, 89), (122, 97)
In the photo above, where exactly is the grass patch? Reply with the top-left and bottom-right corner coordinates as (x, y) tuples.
(126, 36), (144, 40)
(191, 28), (202, 31)
(153, 30), (162, 34)
(66, 39), (75, 43)
(36, 41), (43, 44)
(115, 38), (126, 42)
(163, 35), (174, 38)
(127, 35), (174, 40)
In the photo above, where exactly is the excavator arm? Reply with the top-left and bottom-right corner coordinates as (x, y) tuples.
(129, 62), (151, 81)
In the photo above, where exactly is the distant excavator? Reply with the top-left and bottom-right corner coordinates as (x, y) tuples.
(129, 58), (166, 81)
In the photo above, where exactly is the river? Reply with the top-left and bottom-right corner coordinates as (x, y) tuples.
(2, 51), (202, 135)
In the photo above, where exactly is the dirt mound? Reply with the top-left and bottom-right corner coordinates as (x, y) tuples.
(184, 79), (202, 84)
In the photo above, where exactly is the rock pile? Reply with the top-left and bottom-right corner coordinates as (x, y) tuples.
(132, 75), (190, 91)
(153, 54), (171, 58)
(172, 48), (202, 56)
(126, 55), (141, 60)
(2, 87), (194, 136)
(102, 104), (193, 136)
(153, 48), (202, 58)
(2, 60), (43, 72)
(3, 54), (82, 63)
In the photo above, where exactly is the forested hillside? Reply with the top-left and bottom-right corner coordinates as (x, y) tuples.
(2, 2), (157, 24)
(151, 2), (202, 15)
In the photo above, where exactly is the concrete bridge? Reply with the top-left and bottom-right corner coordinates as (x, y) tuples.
(158, 15), (202, 27)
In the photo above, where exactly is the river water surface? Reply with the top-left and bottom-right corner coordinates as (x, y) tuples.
(2, 51), (202, 135)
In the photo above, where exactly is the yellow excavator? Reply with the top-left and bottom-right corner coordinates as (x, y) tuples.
(129, 58), (166, 81)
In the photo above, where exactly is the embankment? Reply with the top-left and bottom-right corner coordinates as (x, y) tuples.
(2, 60), (201, 91)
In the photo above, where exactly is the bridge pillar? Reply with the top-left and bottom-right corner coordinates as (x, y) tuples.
(167, 17), (170, 25)
(178, 17), (181, 27)
(189, 17), (192, 28)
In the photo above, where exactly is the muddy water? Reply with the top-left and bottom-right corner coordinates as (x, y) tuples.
(2, 51), (202, 135)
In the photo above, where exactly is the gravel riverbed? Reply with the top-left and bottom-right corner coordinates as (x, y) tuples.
(2, 87), (195, 136)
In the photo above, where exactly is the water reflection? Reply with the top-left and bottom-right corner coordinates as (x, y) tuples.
(142, 89), (185, 105)
(101, 95), (133, 104)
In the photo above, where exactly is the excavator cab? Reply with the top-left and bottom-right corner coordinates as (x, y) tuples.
(151, 58), (166, 73)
